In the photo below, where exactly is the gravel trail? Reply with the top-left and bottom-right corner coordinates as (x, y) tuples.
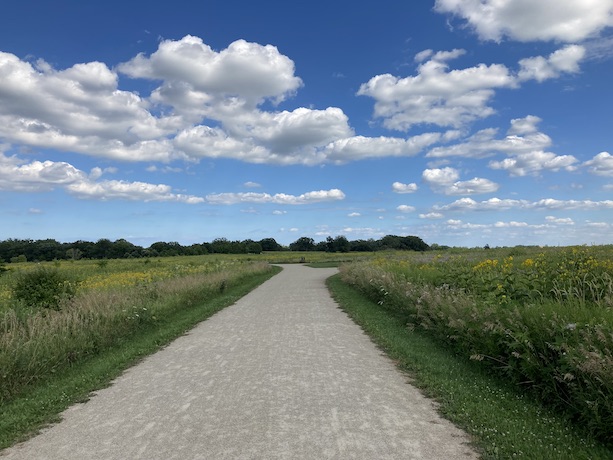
(2, 264), (478, 459)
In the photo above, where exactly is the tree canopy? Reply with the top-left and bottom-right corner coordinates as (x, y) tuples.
(0, 234), (430, 262)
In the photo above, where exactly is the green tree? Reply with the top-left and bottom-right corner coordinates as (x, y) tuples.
(289, 237), (315, 251)
(259, 238), (282, 251)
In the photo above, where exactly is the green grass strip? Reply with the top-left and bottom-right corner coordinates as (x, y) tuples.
(327, 274), (613, 460)
(0, 266), (281, 451)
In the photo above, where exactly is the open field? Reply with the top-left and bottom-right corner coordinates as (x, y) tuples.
(2, 246), (612, 454)
(337, 245), (613, 448)
(0, 256), (283, 403)
(0, 252), (371, 313)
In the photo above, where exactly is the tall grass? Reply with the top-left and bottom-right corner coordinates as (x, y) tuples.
(339, 246), (613, 445)
(0, 260), (273, 403)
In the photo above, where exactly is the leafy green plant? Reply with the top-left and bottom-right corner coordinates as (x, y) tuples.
(12, 267), (77, 310)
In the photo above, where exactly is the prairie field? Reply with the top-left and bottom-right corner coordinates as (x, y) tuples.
(338, 245), (613, 446)
(2, 246), (612, 450)
(0, 255), (280, 403)
(0, 251), (370, 403)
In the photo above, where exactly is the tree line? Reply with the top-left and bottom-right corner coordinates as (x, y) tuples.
(0, 234), (431, 263)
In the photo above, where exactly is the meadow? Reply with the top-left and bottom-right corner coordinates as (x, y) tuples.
(0, 255), (280, 403)
(0, 251), (369, 403)
(337, 245), (613, 447)
(2, 246), (612, 455)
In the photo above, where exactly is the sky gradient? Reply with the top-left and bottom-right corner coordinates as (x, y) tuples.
(1, 0), (612, 247)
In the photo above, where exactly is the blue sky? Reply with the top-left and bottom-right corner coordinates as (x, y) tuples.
(1, 0), (612, 247)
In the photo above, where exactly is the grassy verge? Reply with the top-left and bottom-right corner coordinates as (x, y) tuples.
(327, 274), (613, 460)
(0, 266), (281, 451)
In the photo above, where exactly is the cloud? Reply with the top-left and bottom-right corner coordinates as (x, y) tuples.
(428, 115), (578, 176)
(0, 153), (86, 192)
(243, 181), (261, 188)
(546, 216), (575, 224)
(0, 39), (366, 166)
(118, 35), (303, 109)
(518, 45), (586, 82)
(489, 151), (578, 176)
(205, 188), (346, 205)
(584, 151), (613, 176)
(419, 212), (444, 219)
(434, 0), (613, 43)
(358, 49), (516, 130)
(493, 221), (529, 228)
(0, 32), (594, 173)
(427, 115), (551, 158)
(66, 180), (205, 203)
(396, 205), (416, 213)
(242, 107), (352, 154)
(0, 52), (174, 160)
(323, 133), (442, 162)
(0, 152), (202, 203)
(422, 167), (499, 195)
(434, 196), (613, 212)
(348, 212), (361, 217)
(392, 181), (418, 193)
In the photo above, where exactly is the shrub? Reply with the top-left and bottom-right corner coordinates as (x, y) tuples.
(12, 267), (77, 310)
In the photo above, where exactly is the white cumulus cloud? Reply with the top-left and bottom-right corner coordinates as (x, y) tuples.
(428, 116), (578, 176)
(518, 45), (586, 82)
(422, 167), (499, 195)
(0, 152), (203, 203)
(392, 182), (418, 193)
(584, 151), (613, 176)
(358, 49), (516, 130)
(489, 151), (578, 176)
(434, 0), (613, 43)
(118, 35), (303, 109)
(397, 205), (416, 213)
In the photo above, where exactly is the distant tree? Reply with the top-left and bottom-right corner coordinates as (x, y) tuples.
(210, 238), (232, 254)
(349, 239), (376, 252)
(149, 241), (181, 257)
(334, 235), (350, 253)
(259, 238), (282, 251)
(186, 243), (208, 255)
(378, 235), (429, 252)
(30, 239), (64, 261)
(403, 235), (429, 251)
(289, 237), (315, 251)
(70, 240), (97, 259)
(66, 248), (83, 260)
(324, 236), (350, 253)
(109, 239), (141, 259)
(93, 238), (114, 259)
(245, 240), (263, 254)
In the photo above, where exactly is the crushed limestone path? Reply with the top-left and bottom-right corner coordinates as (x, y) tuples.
(2, 264), (478, 459)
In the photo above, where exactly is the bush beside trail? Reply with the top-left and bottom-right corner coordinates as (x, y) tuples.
(339, 247), (613, 446)
(12, 267), (78, 310)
